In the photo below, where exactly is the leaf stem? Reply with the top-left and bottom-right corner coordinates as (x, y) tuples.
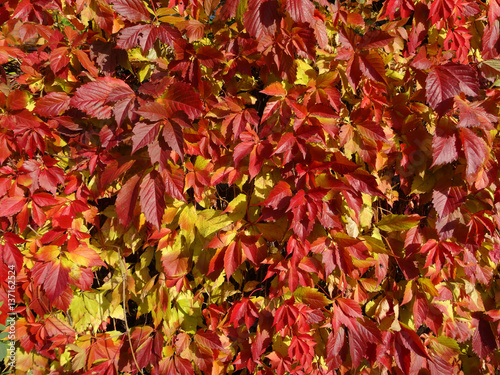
(119, 248), (145, 375)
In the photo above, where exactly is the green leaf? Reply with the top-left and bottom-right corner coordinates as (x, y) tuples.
(196, 209), (233, 238)
(0, 341), (7, 361)
(376, 214), (423, 231)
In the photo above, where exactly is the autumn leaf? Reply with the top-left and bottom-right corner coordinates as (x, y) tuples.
(111, 0), (151, 22)
(31, 259), (70, 302)
(34, 92), (71, 117)
(460, 128), (488, 178)
(139, 170), (166, 230)
(71, 77), (135, 124)
(116, 174), (142, 227)
(377, 214), (423, 231)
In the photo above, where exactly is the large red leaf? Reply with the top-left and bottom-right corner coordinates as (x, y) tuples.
(0, 197), (26, 217)
(260, 181), (292, 209)
(31, 260), (70, 302)
(224, 241), (241, 280)
(34, 92), (71, 117)
(455, 97), (498, 130)
(139, 170), (166, 230)
(432, 186), (466, 218)
(111, 0), (150, 22)
(117, 24), (180, 51)
(50, 47), (70, 74)
(162, 120), (184, 161)
(326, 328), (345, 370)
(286, 0), (315, 24)
(460, 128), (488, 178)
(194, 330), (224, 351)
(163, 167), (186, 202)
(1, 241), (23, 270)
(472, 316), (498, 358)
(358, 51), (386, 83)
(71, 77), (135, 121)
(425, 67), (459, 112)
(136, 102), (170, 121)
(431, 129), (459, 166)
(116, 174), (142, 227)
(160, 82), (203, 120)
(426, 64), (479, 114)
(244, 0), (279, 39)
(132, 122), (160, 154)
(345, 170), (385, 197)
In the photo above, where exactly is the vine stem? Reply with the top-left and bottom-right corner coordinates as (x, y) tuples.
(119, 249), (145, 375)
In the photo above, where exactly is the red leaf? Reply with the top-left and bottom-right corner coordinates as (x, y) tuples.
(175, 357), (194, 375)
(162, 120), (184, 161)
(413, 295), (428, 328)
(445, 64), (479, 97)
(195, 46), (224, 69)
(7, 90), (29, 111)
(224, 241), (241, 280)
(66, 246), (106, 268)
(34, 92), (71, 117)
(356, 121), (387, 142)
(118, 23), (175, 52)
(74, 49), (99, 77)
(39, 166), (65, 195)
(132, 122), (160, 154)
(358, 51), (386, 83)
(399, 324), (429, 359)
(336, 298), (362, 318)
(359, 30), (394, 49)
(472, 317), (498, 358)
(286, 0), (315, 24)
(161, 82), (203, 120)
(31, 193), (59, 207)
(345, 170), (385, 197)
(139, 171), (166, 230)
(0, 197), (26, 217)
(272, 132), (296, 155)
(432, 186), (466, 218)
(425, 67), (459, 112)
(460, 128), (488, 178)
(117, 24), (154, 51)
(71, 77), (135, 120)
(136, 101), (170, 121)
(260, 181), (292, 209)
(111, 0), (150, 22)
(163, 166), (186, 202)
(261, 82), (287, 97)
(1, 241), (23, 270)
(426, 64), (479, 113)
(431, 130), (459, 167)
(194, 330), (224, 350)
(116, 174), (142, 227)
(233, 141), (254, 166)
(244, 0), (279, 39)
(326, 328), (345, 370)
(31, 260), (70, 302)
(455, 97), (498, 130)
(50, 47), (70, 74)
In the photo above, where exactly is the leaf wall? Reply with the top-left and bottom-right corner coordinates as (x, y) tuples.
(0, 0), (500, 374)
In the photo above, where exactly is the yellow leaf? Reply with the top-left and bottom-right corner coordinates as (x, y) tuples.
(418, 277), (439, 297)
(294, 286), (331, 308)
(196, 209), (233, 238)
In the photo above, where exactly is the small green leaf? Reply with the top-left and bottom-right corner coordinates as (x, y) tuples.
(376, 214), (422, 231)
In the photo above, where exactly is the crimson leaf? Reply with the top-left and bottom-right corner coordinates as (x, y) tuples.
(139, 170), (166, 230)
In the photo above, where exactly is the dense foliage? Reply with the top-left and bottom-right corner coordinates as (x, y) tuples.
(1, 0), (500, 373)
